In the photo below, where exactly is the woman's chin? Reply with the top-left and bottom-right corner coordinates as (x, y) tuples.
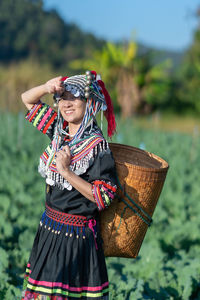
(62, 113), (74, 122)
(62, 116), (83, 126)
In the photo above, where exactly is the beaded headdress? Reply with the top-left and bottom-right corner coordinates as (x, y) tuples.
(53, 70), (116, 139)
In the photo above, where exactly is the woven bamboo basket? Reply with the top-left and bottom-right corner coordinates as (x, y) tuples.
(99, 143), (169, 258)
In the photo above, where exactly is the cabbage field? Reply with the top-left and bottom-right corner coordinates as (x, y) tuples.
(0, 112), (200, 299)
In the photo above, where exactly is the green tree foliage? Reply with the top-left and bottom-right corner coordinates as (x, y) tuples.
(177, 7), (200, 114)
(70, 41), (172, 117)
(0, 0), (105, 67)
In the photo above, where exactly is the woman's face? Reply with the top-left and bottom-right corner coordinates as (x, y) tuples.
(58, 91), (86, 125)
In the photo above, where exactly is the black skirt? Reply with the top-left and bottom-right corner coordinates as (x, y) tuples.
(21, 204), (109, 300)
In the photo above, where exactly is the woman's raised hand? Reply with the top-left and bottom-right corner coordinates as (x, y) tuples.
(44, 76), (65, 95)
(21, 76), (65, 110)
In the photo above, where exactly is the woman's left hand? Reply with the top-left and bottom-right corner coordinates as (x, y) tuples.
(56, 145), (71, 175)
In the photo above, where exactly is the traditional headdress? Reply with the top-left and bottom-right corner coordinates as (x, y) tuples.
(39, 71), (116, 189)
(53, 70), (116, 140)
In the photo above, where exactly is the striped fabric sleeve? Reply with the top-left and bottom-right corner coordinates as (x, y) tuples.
(91, 180), (117, 211)
(25, 100), (58, 140)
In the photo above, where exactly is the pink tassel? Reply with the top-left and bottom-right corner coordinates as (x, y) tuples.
(88, 219), (98, 250)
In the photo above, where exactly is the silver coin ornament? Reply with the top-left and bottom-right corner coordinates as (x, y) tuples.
(85, 70), (95, 98)
(86, 70), (91, 76)
(85, 92), (90, 98)
(86, 80), (91, 85)
(84, 86), (90, 92)
(87, 75), (92, 81)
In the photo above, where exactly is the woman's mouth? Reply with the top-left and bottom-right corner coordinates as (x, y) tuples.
(64, 110), (74, 115)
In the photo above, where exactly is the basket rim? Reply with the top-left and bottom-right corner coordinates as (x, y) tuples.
(109, 142), (169, 172)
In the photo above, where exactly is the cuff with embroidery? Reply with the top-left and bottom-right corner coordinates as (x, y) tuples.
(91, 180), (117, 211)
(25, 100), (57, 139)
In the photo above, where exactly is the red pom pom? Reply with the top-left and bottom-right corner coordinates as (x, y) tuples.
(91, 70), (97, 79)
(97, 80), (116, 138)
(61, 76), (68, 81)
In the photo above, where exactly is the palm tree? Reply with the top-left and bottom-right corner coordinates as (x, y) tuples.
(70, 41), (172, 117)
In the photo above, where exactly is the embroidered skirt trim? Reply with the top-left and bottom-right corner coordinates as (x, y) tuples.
(22, 262), (109, 299)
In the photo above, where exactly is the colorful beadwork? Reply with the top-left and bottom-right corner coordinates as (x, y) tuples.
(40, 204), (97, 243)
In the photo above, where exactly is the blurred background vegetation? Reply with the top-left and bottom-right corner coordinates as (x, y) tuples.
(0, 0), (200, 123)
(1, 0), (200, 299)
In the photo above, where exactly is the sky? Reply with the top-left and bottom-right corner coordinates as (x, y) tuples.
(44, 0), (200, 52)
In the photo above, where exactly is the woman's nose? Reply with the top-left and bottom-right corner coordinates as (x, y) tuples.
(62, 100), (73, 107)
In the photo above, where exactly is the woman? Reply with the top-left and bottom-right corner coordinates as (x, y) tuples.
(21, 71), (117, 300)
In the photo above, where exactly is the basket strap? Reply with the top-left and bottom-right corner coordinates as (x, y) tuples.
(116, 175), (153, 227)
(117, 196), (152, 227)
(115, 203), (129, 232)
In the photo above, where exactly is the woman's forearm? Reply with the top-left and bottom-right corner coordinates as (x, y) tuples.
(61, 169), (95, 203)
(21, 84), (47, 109)
(21, 76), (64, 110)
